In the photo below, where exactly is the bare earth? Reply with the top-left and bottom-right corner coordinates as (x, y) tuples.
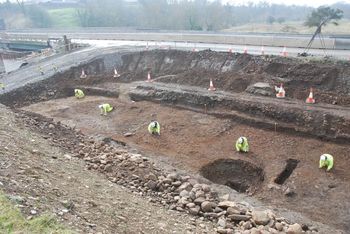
(23, 93), (350, 232)
(0, 104), (216, 233)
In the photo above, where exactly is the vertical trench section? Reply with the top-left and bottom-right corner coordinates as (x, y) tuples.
(274, 159), (299, 185)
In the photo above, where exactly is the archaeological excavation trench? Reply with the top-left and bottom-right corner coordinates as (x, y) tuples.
(200, 159), (264, 193)
(1, 49), (350, 231)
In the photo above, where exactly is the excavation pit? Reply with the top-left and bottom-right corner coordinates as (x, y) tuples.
(274, 159), (299, 185)
(200, 159), (264, 193)
(1, 48), (349, 231)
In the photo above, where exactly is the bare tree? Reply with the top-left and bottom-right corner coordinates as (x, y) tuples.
(15, 0), (25, 15)
(303, 7), (343, 54)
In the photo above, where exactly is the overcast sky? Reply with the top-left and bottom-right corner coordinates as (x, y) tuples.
(223, 0), (350, 7)
(1, 0), (350, 7)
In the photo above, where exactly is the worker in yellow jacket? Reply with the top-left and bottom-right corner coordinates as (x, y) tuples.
(319, 154), (334, 172)
(74, 89), (85, 99)
(99, 104), (113, 116)
(235, 136), (249, 153)
(148, 121), (160, 135)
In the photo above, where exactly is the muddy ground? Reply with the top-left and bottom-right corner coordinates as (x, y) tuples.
(0, 104), (217, 233)
(23, 92), (350, 231)
(1, 49), (350, 232)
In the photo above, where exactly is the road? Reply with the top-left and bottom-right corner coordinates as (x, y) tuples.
(73, 39), (350, 59)
(3, 28), (350, 55)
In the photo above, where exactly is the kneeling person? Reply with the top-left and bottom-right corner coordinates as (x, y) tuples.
(148, 121), (160, 135)
(99, 103), (113, 116)
(235, 136), (249, 153)
(319, 154), (334, 172)
(74, 89), (85, 99)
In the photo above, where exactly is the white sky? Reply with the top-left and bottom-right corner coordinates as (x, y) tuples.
(223, 0), (350, 7)
(1, 0), (350, 7)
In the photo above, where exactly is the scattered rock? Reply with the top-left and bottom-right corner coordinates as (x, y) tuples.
(267, 183), (281, 190)
(287, 223), (303, 234)
(194, 197), (206, 205)
(178, 182), (192, 191)
(217, 228), (229, 234)
(217, 228), (227, 234)
(284, 187), (296, 197)
(228, 214), (251, 221)
(61, 200), (74, 210)
(275, 222), (283, 231)
(123, 132), (134, 137)
(167, 173), (180, 181)
(145, 180), (157, 190)
(252, 210), (270, 225)
(146, 173), (158, 181)
(172, 181), (182, 187)
(202, 184), (211, 192)
(217, 218), (226, 228)
(179, 190), (189, 198)
(218, 201), (236, 209)
(250, 227), (261, 234)
(186, 203), (196, 208)
(243, 221), (253, 230)
(189, 206), (200, 215)
(30, 210), (37, 215)
(214, 206), (223, 213)
(64, 154), (72, 160)
(7, 195), (25, 204)
(201, 201), (216, 212)
(104, 164), (113, 172)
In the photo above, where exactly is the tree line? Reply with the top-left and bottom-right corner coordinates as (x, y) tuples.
(0, 0), (348, 30)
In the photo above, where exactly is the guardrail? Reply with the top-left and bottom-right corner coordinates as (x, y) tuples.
(2, 31), (350, 50)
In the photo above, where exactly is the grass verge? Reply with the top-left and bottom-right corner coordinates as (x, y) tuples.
(48, 8), (80, 28)
(0, 191), (73, 234)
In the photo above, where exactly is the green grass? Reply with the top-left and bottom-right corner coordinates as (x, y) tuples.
(0, 191), (73, 234)
(222, 19), (350, 35)
(48, 8), (80, 28)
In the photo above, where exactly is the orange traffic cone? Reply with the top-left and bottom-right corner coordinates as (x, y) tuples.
(261, 46), (265, 55)
(275, 83), (285, 98)
(113, 68), (120, 78)
(281, 46), (288, 57)
(243, 46), (248, 54)
(306, 88), (315, 104)
(146, 72), (153, 82)
(208, 79), (216, 91)
(80, 69), (87, 78)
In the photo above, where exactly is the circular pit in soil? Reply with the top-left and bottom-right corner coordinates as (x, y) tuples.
(200, 159), (264, 193)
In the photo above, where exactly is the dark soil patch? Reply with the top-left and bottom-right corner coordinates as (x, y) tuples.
(200, 159), (264, 193)
(274, 159), (299, 185)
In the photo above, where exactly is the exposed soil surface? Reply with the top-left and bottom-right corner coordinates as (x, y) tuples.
(23, 94), (350, 231)
(1, 49), (350, 233)
(0, 104), (216, 233)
